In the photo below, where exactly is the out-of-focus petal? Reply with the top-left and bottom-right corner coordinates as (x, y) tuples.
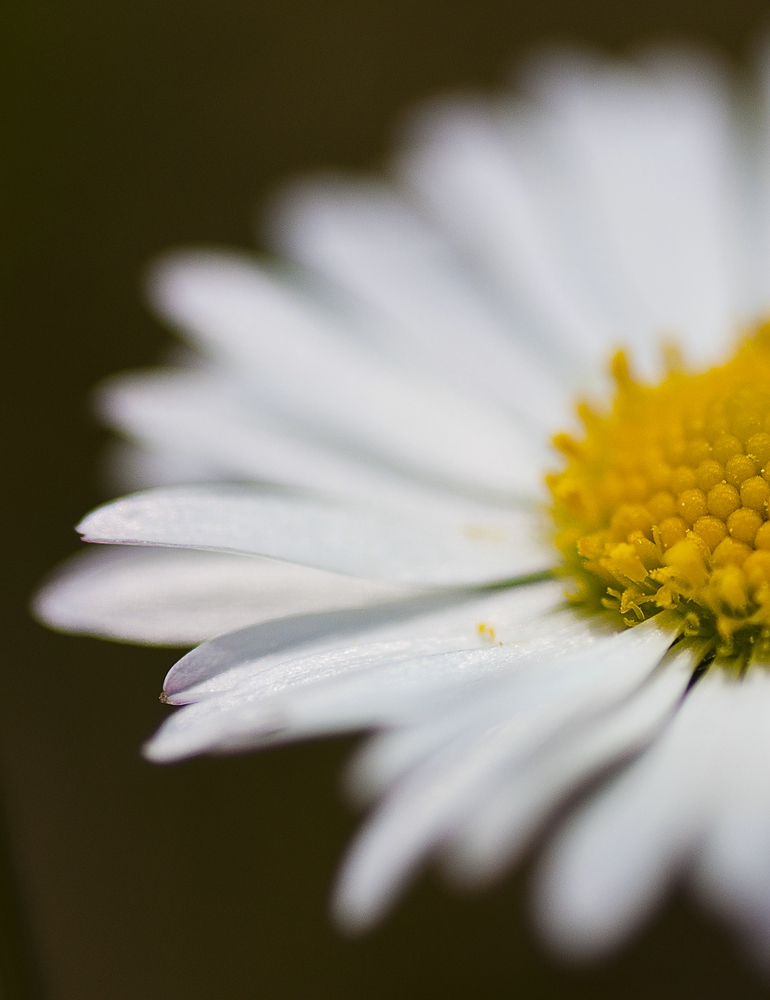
(32, 545), (409, 646)
(269, 176), (569, 430)
(534, 668), (736, 958)
(101, 369), (529, 511)
(522, 47), (741, 372)
(398, 99), (614, 385)
(148, 251), (545, 499)
(691, 671), (770, 957)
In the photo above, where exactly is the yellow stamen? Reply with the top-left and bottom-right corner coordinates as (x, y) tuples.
(548, 321), (770, 668)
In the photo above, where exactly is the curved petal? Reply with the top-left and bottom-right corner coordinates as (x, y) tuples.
(444, 645), (693, 886)
(32, 545), (408, 646)
(146, 584), (600, 760)
(534, 667), (737, 958)
(77, 485), (555, 587)
(331, 618), (674, 930)
(162, 578), (569, 702)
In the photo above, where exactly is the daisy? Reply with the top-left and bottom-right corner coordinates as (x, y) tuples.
(34, 43), (770, 962)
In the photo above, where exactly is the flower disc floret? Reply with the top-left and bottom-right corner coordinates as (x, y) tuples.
(548, 323), (770, 668)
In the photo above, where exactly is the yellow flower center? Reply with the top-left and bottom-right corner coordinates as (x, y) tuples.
(548, 321), (770, 669)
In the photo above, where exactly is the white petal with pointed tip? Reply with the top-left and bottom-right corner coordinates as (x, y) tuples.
(77, 485), (554, 586)
(162, 579), (577, 704)
(146, 585), (611, 760)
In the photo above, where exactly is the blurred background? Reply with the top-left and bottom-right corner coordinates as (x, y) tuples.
(5, 0), (770, 996)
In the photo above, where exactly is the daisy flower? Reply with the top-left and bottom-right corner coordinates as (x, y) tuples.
(34, 43), (770, 962)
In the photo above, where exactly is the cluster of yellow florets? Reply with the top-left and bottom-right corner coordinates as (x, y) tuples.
(548, 323), (770, 664)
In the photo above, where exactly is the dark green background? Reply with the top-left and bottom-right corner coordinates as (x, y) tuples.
(5, 1), (770, 996)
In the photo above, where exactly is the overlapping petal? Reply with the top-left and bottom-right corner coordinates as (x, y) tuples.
(33, 545), (408, 646)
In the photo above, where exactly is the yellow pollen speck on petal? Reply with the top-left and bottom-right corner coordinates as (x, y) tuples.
(477, 622), (496, 642)
(548, 324), (770, 669)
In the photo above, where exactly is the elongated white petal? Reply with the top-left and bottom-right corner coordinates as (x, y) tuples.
(149, 251), (544, 499)
(147, 582), (613, 762)
(535, 668), (737, 958)
(445, 646), (693, 886)
(398, 100), (614, 383)
(332, 618), (674, 930)
(102, 369), (493, 511)
(523, 47), (740, 371)
(146, 598), (606, 761)
(691, 671), (770, 954)
(77, 485), (554, 587)
(32, 546), (408, 646)
(104, 438), (233, 493)
(162, 577), (570, 702)
(148, 645), (522, 761)
(270, 177), (568, 430)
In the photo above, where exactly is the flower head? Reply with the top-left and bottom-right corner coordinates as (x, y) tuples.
(551, 327), (770, 665)
(34, 44), (770, 963)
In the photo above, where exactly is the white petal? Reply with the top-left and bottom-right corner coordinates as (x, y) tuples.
(77, 485), (554, 586)
(103, 438), (233, 493)
(535, 667), (736, 958)
(691, 671), (770, 952)
(148, 645), (525, 761)
(269, 176), (567, 430)
(331, 618), (674, 930)
(445, 645), (693, 886)
(147, 588), (588, 760)
(146, 587), (599, 760)
(523, 47), (740, 371)
(32, 545), (409, 646)
(163, 577), (569, 702)
(148, 251), (545, 499)
(398, 99), (614, 384)
(747, 42), (770, 319)
(102, 368), (491, 510)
